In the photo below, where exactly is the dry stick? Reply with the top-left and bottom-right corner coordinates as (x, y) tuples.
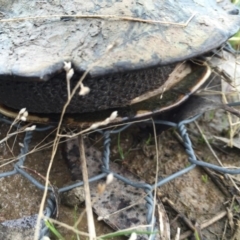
(194, 121), (224, 167)
(151, 118), (159, 234)
(222, 196), (236, 240)
(222, 92), (240, 147)
(180, 211), (227, 239)
(78, 135), (96, 240)
(6, 122), (32, 159)
(73, 186), (102, 229)
(163, 197), (202, 239)
(175, 228), (181, 240)
(0, 122), (45, 168)
(0, 123), (32, 145)
(31, 128), (57, 152)
(194, 121), (240, 193)
(0, 13), (196, 27)
(0, 130), (58, 168)
(224, 94), (234, 148)
(58, 118), (151, 139)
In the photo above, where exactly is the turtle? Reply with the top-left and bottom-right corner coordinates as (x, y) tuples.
(0, 0), (240, 127)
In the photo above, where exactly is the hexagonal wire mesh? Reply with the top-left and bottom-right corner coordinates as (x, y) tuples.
(0, 111), (240, 239)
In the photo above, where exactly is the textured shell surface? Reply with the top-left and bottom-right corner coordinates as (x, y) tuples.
(0, 0), (239, 79)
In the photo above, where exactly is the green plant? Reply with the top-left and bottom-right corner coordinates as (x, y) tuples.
(98, 230), (158, 239)
(229, 1), (240, 48)
(232, 0), (240, 6)
(45, 219), (65, 240)
(117, 132), (125, 160)
(145, 133), (152, 145)
(194, 230), (201, 240)
(115, 132), (131, 162)
(201, 174), (208, 184)
(197, 135), (205, 145)
(204, 157), (210, 163)
(208, 110), (215, 121)
(229, 31), (240, 50)
(73, 206), (80, 240)
(233, 204), (240, 213)
(185, 162), (191, 168)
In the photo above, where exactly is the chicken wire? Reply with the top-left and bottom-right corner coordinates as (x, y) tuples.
(0, 113), (240, 239)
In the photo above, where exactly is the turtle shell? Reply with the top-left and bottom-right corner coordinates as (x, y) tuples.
(0, 0), (239, 118)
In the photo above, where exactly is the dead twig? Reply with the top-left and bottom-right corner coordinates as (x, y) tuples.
(194, 121), (240, 194)
(151, 118), (159, 233)
(0, 13), (196, 27)
(163, 197), (203, 240)
(180, 211), (227, 239)
(78, 135), (96, 240)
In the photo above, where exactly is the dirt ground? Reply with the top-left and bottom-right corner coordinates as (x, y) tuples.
(0, 106), (240, 240)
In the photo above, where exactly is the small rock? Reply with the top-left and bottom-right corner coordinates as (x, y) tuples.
(61, 186), (85, 207)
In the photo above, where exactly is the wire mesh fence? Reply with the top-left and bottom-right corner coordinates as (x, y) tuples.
(0, 113), (240, 239)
